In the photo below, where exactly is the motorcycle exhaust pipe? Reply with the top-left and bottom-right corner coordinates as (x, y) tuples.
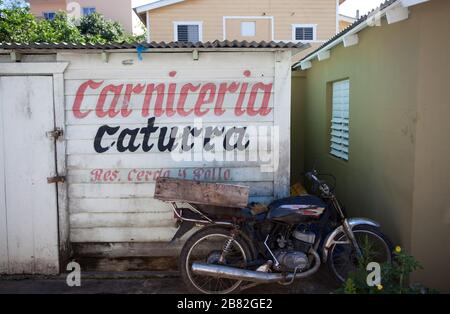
(191, 250), (321, 283)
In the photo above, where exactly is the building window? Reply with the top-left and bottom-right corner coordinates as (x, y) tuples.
(43, 12), (56, 21)
(174, 22), (202, 42)
(83, 7), (96, 16)
(241, 21), (256, 37)
(330, 79), (350, 160)
(292, 24), (316, 41)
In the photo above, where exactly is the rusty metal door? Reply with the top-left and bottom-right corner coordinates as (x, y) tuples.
(0, 76), (59, 274)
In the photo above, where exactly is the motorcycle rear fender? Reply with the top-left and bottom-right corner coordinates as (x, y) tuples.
(322, 217), (381, 263)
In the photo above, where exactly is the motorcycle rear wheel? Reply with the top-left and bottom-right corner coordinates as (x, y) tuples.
(327, 224), (393, 283)
(180, 227), (251, 294)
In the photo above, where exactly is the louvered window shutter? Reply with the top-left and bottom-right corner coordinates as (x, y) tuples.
(295, 27), (314, 41)
(177, 25), (199, 42)
(330, 80), (350, 160)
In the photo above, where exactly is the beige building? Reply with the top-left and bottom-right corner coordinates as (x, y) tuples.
(27, 0), (145, 34)
(292, 0), (450, 292)
(338, 13), (355, 30)
(135, 0), (347, 59)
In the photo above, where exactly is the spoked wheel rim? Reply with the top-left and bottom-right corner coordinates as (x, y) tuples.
(330, 229), (391, 282)
(186, 233), (247, 294)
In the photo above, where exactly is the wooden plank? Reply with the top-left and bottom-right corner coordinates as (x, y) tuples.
(0, 78), (8, 273)
(59, 51), (275, 79)
(273, 50), (291, 199)
(154, 177), (249, 208)
(74, 256), (179, 271)
(69, 195), (274, 215)
(70, 212), (176, 228)
(67, 154), (264, 169)
(64, 78), (274, 96)
(66, 139), (271, 155)
(65, 110), (274, 125)
(0, 62), (67, 75)
(63, 69), (275, 80)
(69, 197), (172, 214)
(3, 77), (35, 273)
(69, 182), (156, 198)
(60, 52), (275, 70)
(64, 93), (274, 112)
(67, 167), (273, 183)
(68, 181), (271, 198)
(70, 227), (179, 242)
(54, 72), (71, 267)
(72, 242), (185, 258)
(65, 121), (273, 140)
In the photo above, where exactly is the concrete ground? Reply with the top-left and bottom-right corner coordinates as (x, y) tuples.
(0, 267), (338, 294)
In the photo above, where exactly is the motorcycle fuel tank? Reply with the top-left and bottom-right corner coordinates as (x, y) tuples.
(266, 195), (327, 224)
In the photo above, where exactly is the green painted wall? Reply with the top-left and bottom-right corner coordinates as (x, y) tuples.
(301, 15), (420, 249)
(294, 0), (450, 292)
(409, 0), (450, 292)
(291, 71), (306, 185)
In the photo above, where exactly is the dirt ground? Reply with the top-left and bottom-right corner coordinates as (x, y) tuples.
(0, 267), (338, 294)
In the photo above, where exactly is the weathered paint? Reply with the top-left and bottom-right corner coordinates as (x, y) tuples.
(56, 50), (292, 244)
(0, 76), (59, 274)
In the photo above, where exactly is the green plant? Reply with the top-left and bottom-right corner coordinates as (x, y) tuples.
(337, 245), (437, 294)
(0, 7), (143, 44)
(78, 12), (124, 43)
(0, 7), (84, 43)
(50, 12), (85, 43)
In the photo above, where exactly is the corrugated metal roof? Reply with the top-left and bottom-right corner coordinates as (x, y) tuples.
(0, 40), (307, 50)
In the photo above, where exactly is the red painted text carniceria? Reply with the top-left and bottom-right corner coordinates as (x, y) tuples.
(72, 71), (273, 119)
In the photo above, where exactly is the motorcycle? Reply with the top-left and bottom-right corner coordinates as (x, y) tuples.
(157, 170), (393, 294)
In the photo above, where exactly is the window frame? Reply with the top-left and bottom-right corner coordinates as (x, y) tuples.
(240, 21), (256, 37)
(291, 24), (317, 42)
(43, 11), (56, 21)
(223, 16), (274, 41)
(82, 7), (96, 16)
(173, 21), (203, 42)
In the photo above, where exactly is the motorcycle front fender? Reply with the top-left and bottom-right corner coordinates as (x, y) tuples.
(322, 217), (381, 263)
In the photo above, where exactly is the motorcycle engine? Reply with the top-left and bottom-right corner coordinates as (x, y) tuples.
(273, 224), (316, 271)
(274, 250), (309, 271)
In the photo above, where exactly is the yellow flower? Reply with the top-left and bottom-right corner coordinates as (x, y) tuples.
(395, 246), (402, 253)
(377, 284), (383, 290)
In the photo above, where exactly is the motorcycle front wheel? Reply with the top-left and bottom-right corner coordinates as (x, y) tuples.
(180, 227), (251, 294)
(327, 224), (393, 283)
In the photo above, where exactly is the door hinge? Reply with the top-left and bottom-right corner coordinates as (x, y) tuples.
(46, 128), (64, 140)
(47, 175), (66, 184)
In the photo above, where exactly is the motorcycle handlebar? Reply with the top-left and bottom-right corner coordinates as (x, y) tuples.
(305, 171), (320, 184)
(305, 170), (331, 195)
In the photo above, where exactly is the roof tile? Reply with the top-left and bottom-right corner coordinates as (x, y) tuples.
(0, 40), (307, 50)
